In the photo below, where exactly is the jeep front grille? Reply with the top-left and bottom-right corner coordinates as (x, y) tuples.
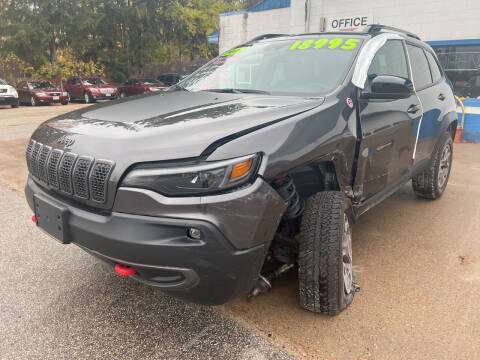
(26, 139), (114, 204)
(90, 161), (112, 203)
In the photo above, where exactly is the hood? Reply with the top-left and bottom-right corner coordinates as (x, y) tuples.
(31, 90), (324, 166)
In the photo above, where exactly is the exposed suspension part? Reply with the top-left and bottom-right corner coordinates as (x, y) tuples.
(272, 176), (304, 220)
(248, 263), (295, 300)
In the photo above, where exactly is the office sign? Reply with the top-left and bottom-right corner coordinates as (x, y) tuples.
(326, 15), (374, 32)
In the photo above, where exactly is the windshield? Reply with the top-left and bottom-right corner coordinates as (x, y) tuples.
(140, 79), (160, 85)
(0, 79), (6, 85)
(83, 78), (107, 86)
(181, 36), (363, 95)
(29, 81), (56, 89)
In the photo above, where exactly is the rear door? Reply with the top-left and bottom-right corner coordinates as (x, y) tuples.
(356, 39), (421, 199)
(67, 77), (81, 98)
(122, 80), (132, 96)
(132, 80), (142, 95)
(17, 81), (27, 103)
(406, 44), (453, 164)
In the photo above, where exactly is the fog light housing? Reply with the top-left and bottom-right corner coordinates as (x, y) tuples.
(188, 228), (201, 239)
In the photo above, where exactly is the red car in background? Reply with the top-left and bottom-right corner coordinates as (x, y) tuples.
(16, 80), (69, 106)
(64, 76), (118, 103)
(118, 78), (167, 98)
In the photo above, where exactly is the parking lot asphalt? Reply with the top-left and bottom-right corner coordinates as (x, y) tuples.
(0, 182), (293, 360)
(1, 104), (479, 359)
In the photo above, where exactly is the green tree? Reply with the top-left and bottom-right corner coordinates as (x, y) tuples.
(0, 0), (239, 81)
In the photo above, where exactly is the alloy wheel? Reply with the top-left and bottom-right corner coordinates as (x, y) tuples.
(438, 143), (452, 188)
(342, 213), (353, 295)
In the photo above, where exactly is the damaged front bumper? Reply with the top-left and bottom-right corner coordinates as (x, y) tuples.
(26, 176), (285, 305)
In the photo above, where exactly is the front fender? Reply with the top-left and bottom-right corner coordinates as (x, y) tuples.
(206, 89), (358, 192)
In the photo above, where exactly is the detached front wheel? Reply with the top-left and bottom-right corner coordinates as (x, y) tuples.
(298, 191), (356, 315)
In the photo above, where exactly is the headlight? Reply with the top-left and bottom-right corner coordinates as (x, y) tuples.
(121, 153), (261, 196)
(36, 92), (47, 97)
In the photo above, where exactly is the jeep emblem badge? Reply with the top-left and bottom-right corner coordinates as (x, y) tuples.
(57, 135), (75, 147)
(346, 98), (354, 108)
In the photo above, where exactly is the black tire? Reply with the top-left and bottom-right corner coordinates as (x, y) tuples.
(84, 91), (93, 104)
(11, 102), (19, 108)
(298, 191), (356, 315)
(61, 101), (68, 105)
(412, 132), (453, 199)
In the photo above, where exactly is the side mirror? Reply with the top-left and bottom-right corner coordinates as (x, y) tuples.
(366, 75), (414, 99)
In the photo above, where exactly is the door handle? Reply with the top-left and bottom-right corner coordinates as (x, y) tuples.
(407, 104), (420, 114)
(438, 93), (446, 101)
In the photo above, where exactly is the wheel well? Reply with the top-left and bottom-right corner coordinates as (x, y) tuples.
(448, 120), (457, 140)
(284, 161), (340, 199)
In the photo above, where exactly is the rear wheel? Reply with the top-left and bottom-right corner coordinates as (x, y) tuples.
(412, 132), (453, 199)
(11, 101), (19, 108)
(298, 191), (356, 315)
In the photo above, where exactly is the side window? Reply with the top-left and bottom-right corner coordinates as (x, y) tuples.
(425, 51), (442, 83)
(474, 76), (480, 87)
(407, 44), (433, 89)
(366, 40), (409, 91)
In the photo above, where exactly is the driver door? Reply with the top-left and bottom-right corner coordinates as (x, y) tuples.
(355, 39), (421, 199)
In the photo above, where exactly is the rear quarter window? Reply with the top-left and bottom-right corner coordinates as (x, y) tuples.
(425, 51), (442, 83)
(407, 44), (433, 89)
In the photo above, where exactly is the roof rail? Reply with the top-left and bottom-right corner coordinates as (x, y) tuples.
(249, 34), (288, 42)
(367, 25), (421, 40)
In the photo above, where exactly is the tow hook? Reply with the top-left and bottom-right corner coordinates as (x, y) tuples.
(114, 263), (137, 277)
(248, 263), (295, 300)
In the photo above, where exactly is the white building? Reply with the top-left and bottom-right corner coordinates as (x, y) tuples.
(218, 0), (480, 107)
(219, 0), (480, 53)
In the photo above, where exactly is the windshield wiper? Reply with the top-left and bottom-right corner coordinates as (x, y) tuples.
(169, 83), (189, 92)
(203, 88), (270, 95)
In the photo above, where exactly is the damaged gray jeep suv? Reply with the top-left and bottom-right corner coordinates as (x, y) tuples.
(26, 25), (457, 314)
